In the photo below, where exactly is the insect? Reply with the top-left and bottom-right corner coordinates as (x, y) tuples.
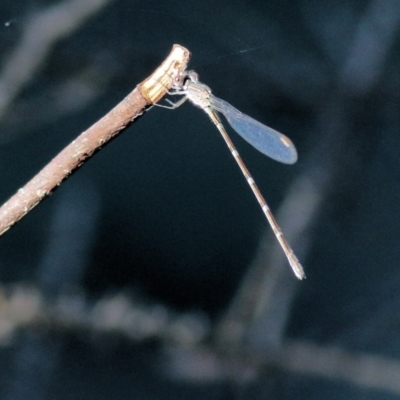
(157, 70), (304, 279)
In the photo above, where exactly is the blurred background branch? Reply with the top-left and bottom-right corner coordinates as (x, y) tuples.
(0, 0), (113, 118)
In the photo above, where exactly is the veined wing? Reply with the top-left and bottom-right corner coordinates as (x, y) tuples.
(210, 96), (297, 164)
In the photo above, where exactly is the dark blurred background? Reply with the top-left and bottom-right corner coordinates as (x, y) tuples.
(0, 0), (400, 398)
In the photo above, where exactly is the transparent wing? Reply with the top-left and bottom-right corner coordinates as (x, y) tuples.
(210, 96), (297, 164)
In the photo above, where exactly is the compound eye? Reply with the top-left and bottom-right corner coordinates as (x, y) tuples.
(173, 74), (183, 86)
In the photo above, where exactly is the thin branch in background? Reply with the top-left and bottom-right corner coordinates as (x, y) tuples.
(36, 178), (101, 296)
(3, 333), (62, 400)
(279, 340), (400, 396)
(341, 0), (400, 93)
(0, 284), (210, 348)
(163, 339), (400, 397)
(0, 44), (190, 237)
(0, 0), (113, 119)
(1, 282), (400, 396)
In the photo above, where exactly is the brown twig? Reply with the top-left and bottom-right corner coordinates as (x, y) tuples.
(0, 44), (190, 237)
